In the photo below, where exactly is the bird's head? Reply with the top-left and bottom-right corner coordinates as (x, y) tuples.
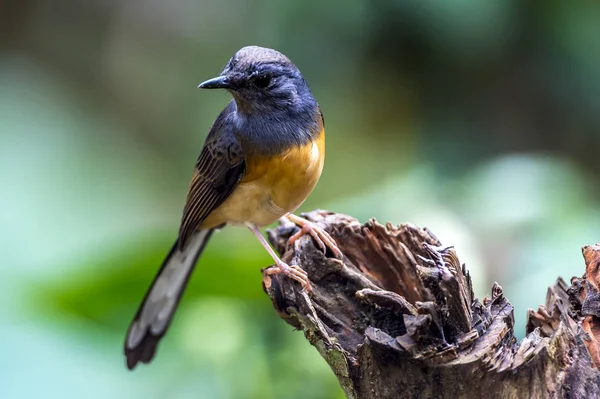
(198, 46), (315, 115)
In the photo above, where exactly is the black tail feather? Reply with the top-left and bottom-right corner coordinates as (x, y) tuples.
(124, 229), (213, 370)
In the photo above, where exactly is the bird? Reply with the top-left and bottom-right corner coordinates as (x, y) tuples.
(124, 45), (342, 370)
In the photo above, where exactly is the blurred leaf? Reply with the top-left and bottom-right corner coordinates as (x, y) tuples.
(28, 232), (272, 333)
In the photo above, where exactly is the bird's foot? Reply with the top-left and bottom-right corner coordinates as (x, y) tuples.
(264, 261), (311, 292)
(286, 214), (343, 258)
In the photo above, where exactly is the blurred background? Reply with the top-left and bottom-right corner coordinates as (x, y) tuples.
(2, 0), (600, 398)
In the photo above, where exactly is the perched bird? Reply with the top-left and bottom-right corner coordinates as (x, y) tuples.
(124, 46), (342, 370)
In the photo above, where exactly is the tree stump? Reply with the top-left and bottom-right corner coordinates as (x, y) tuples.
(262, 210), (600, 399)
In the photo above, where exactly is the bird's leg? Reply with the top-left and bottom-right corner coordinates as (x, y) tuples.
(245, 222), (311, 292)
(285, 213), (343, 258)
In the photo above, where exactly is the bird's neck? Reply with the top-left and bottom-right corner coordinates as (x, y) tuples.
(231, 100), (322, 157)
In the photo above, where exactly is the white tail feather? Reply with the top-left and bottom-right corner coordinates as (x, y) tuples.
(126, 230), (210, 351)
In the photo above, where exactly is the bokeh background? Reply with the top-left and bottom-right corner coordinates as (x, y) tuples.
(2, 1), (600, 398)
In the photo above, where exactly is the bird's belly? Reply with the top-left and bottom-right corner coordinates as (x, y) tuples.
(209, 181), (293, 227)
(201, 129), (325, 228)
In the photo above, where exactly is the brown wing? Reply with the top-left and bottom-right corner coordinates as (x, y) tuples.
(178, 117), (245, 248)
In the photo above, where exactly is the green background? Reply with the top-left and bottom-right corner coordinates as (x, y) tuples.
(2, 1), (600, 398)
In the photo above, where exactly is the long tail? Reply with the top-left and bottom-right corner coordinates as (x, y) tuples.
(124, 229), (214, 370)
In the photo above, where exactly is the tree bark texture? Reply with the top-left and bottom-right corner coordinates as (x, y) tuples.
(263, 210), (600, 399)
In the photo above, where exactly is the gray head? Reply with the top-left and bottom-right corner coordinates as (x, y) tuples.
(198, 46), (317, 115)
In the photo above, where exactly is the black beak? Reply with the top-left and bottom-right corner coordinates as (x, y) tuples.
(198, 76), (230, 89)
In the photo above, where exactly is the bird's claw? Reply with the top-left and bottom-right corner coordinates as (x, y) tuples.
(264, 262), (311, 292)
(287, 220), (343, 259)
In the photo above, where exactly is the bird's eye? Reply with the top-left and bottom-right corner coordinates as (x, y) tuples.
(253, 74), (271, 88)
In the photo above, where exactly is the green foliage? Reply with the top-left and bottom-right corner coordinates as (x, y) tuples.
(29, 234), (269, 331)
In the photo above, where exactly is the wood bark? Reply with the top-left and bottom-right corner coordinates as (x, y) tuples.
(262, 210), (600, 399)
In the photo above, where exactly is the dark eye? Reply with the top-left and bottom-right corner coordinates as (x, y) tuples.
(253, 74), (271, 88)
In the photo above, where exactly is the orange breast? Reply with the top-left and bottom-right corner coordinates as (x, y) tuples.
(201, 128), (326, 228)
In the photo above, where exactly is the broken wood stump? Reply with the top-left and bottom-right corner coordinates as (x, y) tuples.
(263, 210), (600, 399)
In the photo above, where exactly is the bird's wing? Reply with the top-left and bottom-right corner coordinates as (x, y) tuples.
(178, 117), (245, 247)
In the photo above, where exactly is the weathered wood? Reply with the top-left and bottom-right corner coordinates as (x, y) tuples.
(262, 210), (600, 399)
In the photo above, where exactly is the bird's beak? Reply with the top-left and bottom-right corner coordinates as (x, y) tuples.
(198, 76), (230, 89)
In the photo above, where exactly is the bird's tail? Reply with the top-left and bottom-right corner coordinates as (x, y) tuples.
(124, 229), (214, 370)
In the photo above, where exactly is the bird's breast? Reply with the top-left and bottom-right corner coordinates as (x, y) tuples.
(201, 128), (325, 228)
